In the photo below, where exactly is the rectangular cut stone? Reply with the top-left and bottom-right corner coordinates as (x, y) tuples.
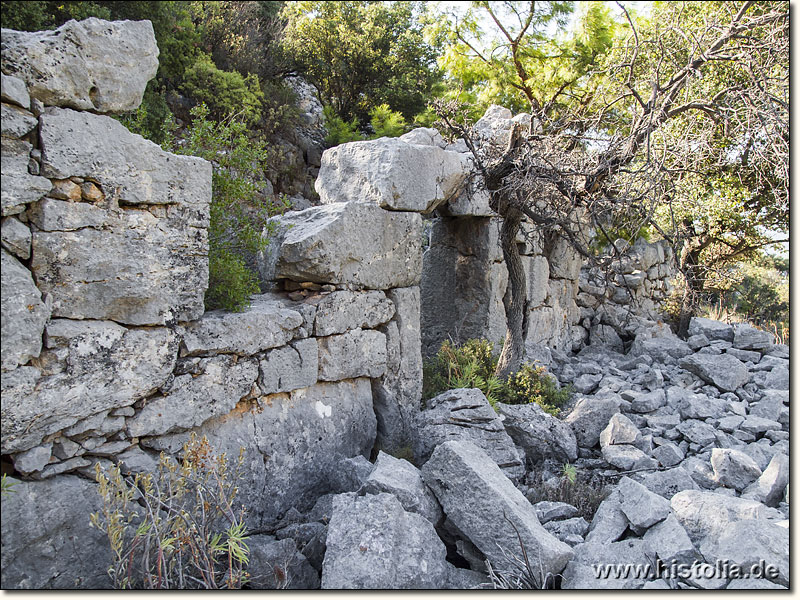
(259, 338), (318, 395)
(1, 139), (52, 216)
(312, 290), (395, 337)
(318, 329), (387, 381)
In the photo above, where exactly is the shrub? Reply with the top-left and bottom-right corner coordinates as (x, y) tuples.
(116, 83), (176, 148)
(90, 434), (249, 589)
(525, 464), (605, 521)
(323, 105), (363, 145)
(422, 339), (571, 415)
(369, 104), (407, 138)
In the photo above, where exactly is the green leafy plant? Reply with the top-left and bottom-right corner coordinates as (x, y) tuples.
(90, 434), (249, 589)
(561, 463), (578, 485)
(323, 105), (363, 145)
(1, 473), (18, 497)
(369, 104), (407, 138)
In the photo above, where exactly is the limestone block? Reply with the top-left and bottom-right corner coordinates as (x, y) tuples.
(496, 401), (578, 464)
(27, 197), (108, 231)
(259, 338), (318, 395)
(267, 203), (422, 289)
(679, 353), (749, 392)
(398, 127), (445, 148)
(1, 216), (31, 259)
(1, 103), (37, 138)
(317, 328), (387, 381)
(1, 139), (51, 216)
(1, 249), (50, 371)
(0, 73), (30, 109)
(316, 137), (468, 212)
(1, 18), (158, 113)
(312, 290), (395, 337)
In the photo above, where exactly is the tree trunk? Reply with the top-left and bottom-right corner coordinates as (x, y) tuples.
(495, 206), (528, 379)
(677, 247), (704, 338)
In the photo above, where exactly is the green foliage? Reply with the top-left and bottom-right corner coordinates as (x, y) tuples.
(323, 105), (363, 145)
(422, 339), (571, 415)
(525, 468), (605, 522)
(369, 104), (408, 138)
(90, 434), (250, 589)
(174, 103), (288, 312)
(116, 82), (176, 147)
(1, 473), (18, 497)
(181, 53), (264, 125)
(561, 463), (577, 485)
(1, 0), (110, 31)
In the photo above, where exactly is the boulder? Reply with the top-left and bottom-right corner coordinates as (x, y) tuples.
(687, 317), (734, 342)
(742, 453), (789, 507)
(317, 328), (387, 381)
(315, 137), (467, 213)
(422, 441), (573, 577)
(572, 373), (602, 394)
(0, 475), (110, 588)
(670, 490), (773, 543)
(495, 402), (578, 464)
(561, 540), (656, 589)
(679, 353), (749, 392)
(179, 295), (303, 356)
(1, 249), (50, 371)
(1, 216), (31, 260)
(585, 489), (628, 544)
(533, 501), (579, 524)
(629, 389), (666, 413)
(675, 420), (717, 446)
(544, 517), (590, 543)
(0, 18), (158, 113)
(1, 103), (37, 138)
(312, 290), (395, 336)
(247, 536), (320, 589)
(321, 492), (450, 589)
(732, 324), (775, 351)
(263, 203), (422, 289)
(1, 139), (52, 216)
(398, 127), (445, 148)
(642, 513), (698, 565)
(674, 390), (727, 420)
(651, 442), (684, 468)
(629, 335), (692, 364)
(414, 389), (524, 481)
(616, 476), (670, 533)
(360, 451), (443, 526)
(329, 455), (374, 494)
(710, 448), (762, 491)
(564, 396), (620, 448)
(640, 467), (700, 499)
(599, 413), (641, 448)
(739, 416), (781, 436)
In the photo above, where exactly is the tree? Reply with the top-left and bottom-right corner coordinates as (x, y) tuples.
(435, 1), (788, 377)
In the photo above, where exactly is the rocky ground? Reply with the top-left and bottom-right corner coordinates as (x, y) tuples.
(241, 316), (789, 589)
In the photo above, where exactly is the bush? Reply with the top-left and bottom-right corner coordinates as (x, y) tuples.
(90, 434), (249, 589)
(181, 54), (264, 125)
(422, 339), (571, 415)
(369, 104), (407, 138)
(323, 105), (363, 145)
(116, 82), (176, 148)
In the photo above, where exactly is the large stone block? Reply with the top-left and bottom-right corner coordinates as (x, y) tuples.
(1, 323), (178, 453)
(1, 249), (50, 371)
(679, 353), (749, 392)
(1, 18), (158, 113)
(1, 139), (52, 216)
(265, 203), (422, 289)
(312, 290), (395, 337)
(259, 338), (318, 395)
(496, 401), (578, 464)
(318, 328), (387, 381)
(315, 137), (468, 213)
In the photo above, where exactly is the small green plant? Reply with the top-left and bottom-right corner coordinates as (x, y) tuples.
(90, 434), (250, 589)
(369, 103), (407, 138)
(1, 473), (17, 497)
(422, 339), (572, 414)
(561, 463), (578, 485)
(323, 105), (363, 145)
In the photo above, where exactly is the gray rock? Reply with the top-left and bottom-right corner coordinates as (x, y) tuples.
(127, 355), (258, 438)
(572, 373), (602, 394)
(496, 401), (578, 464)
(739, 416), (781, 436)
(670, 490), (773, 544)
(629, 389), (666, 413)
(533, 501), (579, 524)
(398, 127), (445, 147)
(312, 290), (395, 336)
(422, 441), (573, 577)
(725, 347), (761, 363)
(544, 517), (590, 543)
(414, 388), (524, 481)
(590, 324), (624, 353)
(35, 108), (211, 325)
(360, 451), (443, 526)
(259, 338), (318, 395)
(599, 413), (641, 448)
(585, 489), (628, 543)
(679, 353), (749, 392)
(248, 536), (320, 589)
(1, 249), (50, 371)
(686, 333), (710, 350)
(602, 444), (657, 471)
(732, 323), (775, 350)
(642, 513), (698, 565)
(675, 419), (717, 446)
(1, 18), (158, 113)
(1, 73), (30, 109)
(1, 216), (31, 259)
(629, 334), (692, 363)
(617, 476), (670, 532)
(761, 366), (789, 390)
(651, 442), (684, 468)
(564, 396), (620, 448)
(1, 103), (37, 138)
(688, 317), (734, 342)
(321, 492), (450, 589)
(699, 519), (788, 586)
(265, 203), (422, 289)
(717, 415), (744, 433)
(561, 540), (656, 589)
(328, 455), (374, 494)
(11, 442), (52, 475)
(742, 453), (789, 507)
(710, 448), (762, 491)
(2, 138), (51, 216)
(316, 137), (467, 213)
(445, 565), (490, 589)
(674, 390), (727, 420)
(0, 475), (110, 588)
(318, 328), (387, 381)
(640, 467), (700, 499)
(2, 325), (178, 454)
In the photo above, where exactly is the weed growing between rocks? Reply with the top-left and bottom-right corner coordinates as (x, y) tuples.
(422, 339), (571, 415)
(90, 434), (250, 589)
(525, 465), (606, 522)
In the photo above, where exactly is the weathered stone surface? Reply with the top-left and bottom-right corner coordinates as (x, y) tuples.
(652, 442), (684, 468)
(146, 378), (377, 529)
(1, 73), (30, 109)
(248, 536), (320, 589)
(1, 103), (37, 138)
(629, 334), (692, 363)
(398, 127), (445, 148)
(688, 317), (734, 342)
(259, 338), (318, 395)
(699, 519), (788, 586)
(11, 442), (52, 475)
(629, 389), (666, 413)
(316, 137), (467, 212)
(564, 396), (620, 448)
(602, 443), (657, 471)
(675, 390), (727, 420)
(496, 401), (577, 464)
(544, 517), (589, 543)
(414, 389), (524, 481)
(180, 295), (303, 356)
(265, 203), (422, 289)
(670, 490), (772, 543)
(640, 467), (700, 499)
(739, 416), (781, 436)
(585, 489), (628, 544)
(444, 179), (494, 216)
(679, 353), (749, 392)
(742, 453), (789, 507)
(28, 197), (108, 231)
(33, 109), (211, 324)
(561, 540), (656, 589)
(617, 476), (670, 532)
(1, 18), (158, 113)
(372, 287), (422, 450)
(675, 419), (717, 446)
(727, 579), (788, 590)
(1, 249), (50, 371)
(643, 513), (698, 565)
(321, 492), (449, 589)
(318, 328), (387, 381)
(0, 475), (109, 588)
(534, 501), (579, 524)
(360, 451), (443, 526)
(422, 441), (573, 576)
(710, 448), (762, 491)
(732, 323), (775, 350)
(572, 373), (602, 394)
(1, 216), (31, 259)
(1, 138), (51, 215)
(329, 455), (374, 494)
(312, 290), (395, 336)
(127, 355), (258, 437)
(599, 413), (641, 448)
